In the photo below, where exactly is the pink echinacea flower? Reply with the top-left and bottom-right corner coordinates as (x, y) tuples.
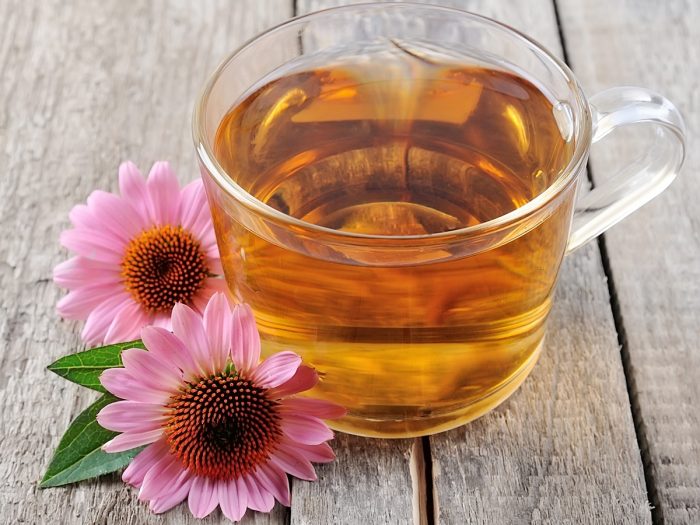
(96, 294), (345, 521)
(53, 161), (226, 344)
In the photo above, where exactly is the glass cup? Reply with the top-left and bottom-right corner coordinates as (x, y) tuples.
(193, 4), (685, 438)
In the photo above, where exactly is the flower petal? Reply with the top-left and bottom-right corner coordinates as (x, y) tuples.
(179, 179), (213, 239)
(251, 351), (301, 389)
(118, 161), (150, 224)
(146, 161), (180, 225)
(288, 441), (336, 463)
(149, 469), (193, 514)
(60, 227), (126, 264)
(279, 397), (346, 420)
(122, 439), (170, 487)
(231, 304), (261, 375)
(100, 367), (171, 404)
(151, 313), (172, 329)
(171, 302), (211, 377)
(271, 446), (317, 481)
(270, 365), (319, 398)
(103, 300), (149, 344)
(141, 326), (198, 378)
(254, 463), (290, 506)
(53, 256), (121, 288)
(139, 452), (187, 501)
(281, 414), (334, 445)
(206, 255), (224, 276)
(56, 284), (123, 320)
(97, 400), (166, 433)
(86, 190), (143, 242)
(202, 293), (232, 373)
(218, 478), (248, 522)
(68, 203), (93, 229)
(120, 347), (183, 392)
(242, 473), (275, 512)
(191, 279), (228, 313)
(188, 476), (219, 519)
(102, 428), (162, 453)
(81, 293), (136, 346)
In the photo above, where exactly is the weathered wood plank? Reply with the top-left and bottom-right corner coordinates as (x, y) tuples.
(557, 1), (700, 523)
(291, 434), (421, 525)
(297, 1), (649, 524)
(0, 1), (291, 524)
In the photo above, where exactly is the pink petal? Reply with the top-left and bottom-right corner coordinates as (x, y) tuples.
(81, 293), (136, 345)
(282, 414), (334, 445)
(288, 441), (336, 463)
(218, 478), (248, 522)
(242, 474), (275, 512)
(179, 180), (213, 239)
(202, 293), (232, 373)
(254, 463), (290, 506)
(56, 284), (123, 320)
(123, 439), (170, 487)
(190, 279), (229, 314)
(280, 397), (346, 420)
(251, 351), (301, 389)
(188, 476), (219, 519)
(86, 190), (144, 242)
(118, 161), (150, 223)
(103, 301), (149, 344)
(53, 256), (121, 288)
(271, 447), (317, 481)
(60, 227), (126, 264)
(231, 304), (261, 375)
(139, 452), (187, 501)
(171, 302), (212, 377)
(146, 161), (180, 225)
(200, 229), (218, 253)
(100, 367), (171, 404)
(206, 255), (224, 276)
(141, 326), (198, 378)
(149, 470), (193, 513)
(120, 347), (183, 392)
(102, 428), (162, 453)
(270, 366), (319, 398)
(97, 400), (166, 433)
(151, 313), (172, 329)
(68, 204), (93, 229)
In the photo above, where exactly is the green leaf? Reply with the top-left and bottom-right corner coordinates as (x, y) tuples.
(47, 340), (145, 392)
(40, 394), (143, 488)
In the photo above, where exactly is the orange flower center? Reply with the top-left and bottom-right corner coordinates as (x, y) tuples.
(164, 373), (282, 480)
(121, 225), (208, 312)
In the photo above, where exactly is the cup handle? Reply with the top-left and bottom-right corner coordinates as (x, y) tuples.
(566, 87), (686, 254)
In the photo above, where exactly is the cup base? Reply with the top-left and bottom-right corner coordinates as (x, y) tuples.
(327, 339), (544, 438)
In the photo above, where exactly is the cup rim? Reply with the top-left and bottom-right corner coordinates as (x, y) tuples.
(193, 2), (592, 244)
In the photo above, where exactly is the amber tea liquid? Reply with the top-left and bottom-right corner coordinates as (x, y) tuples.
(210, 51), (576, 437)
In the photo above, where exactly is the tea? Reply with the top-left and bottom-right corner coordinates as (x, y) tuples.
(210, 52), (575, 436)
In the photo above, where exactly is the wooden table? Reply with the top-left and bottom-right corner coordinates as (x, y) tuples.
(1, 1), (697, 523)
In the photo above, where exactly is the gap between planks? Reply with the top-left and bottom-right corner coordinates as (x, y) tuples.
(550, 0), (659, 519)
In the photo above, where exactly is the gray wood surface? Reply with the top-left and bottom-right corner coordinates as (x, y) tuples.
(558, 1), (700, 523)
(0, 0), (696, 523)
(0, 1), (292, 524)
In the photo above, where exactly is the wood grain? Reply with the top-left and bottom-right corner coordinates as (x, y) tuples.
(557, 1), (700, 523)
(0, 1), (291, 524)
